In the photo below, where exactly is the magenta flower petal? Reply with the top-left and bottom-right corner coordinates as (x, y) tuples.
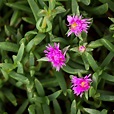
(67, 15), (91, 37)
(44, 43), (66, 71)
(71, 74), (92, 97)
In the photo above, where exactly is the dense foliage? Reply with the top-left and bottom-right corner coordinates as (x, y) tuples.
(0, 0), (114, 114)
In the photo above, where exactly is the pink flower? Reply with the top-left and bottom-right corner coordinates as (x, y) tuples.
(71, 74), (92, 97)
(79, 46), (86, 52)
(44, 43), (66, 71)
(67, 15), (91, 37)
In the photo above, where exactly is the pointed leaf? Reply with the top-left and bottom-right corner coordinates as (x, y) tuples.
(10, 10), (20, 26)
(54, 71), (67, 94)
(62, 64), (88, 74)
(80, 0), (90, 5)
(9, 71), (29, 84)
(101, 52), (114, 67)
(83, 108), (100, 114)
(17, 62), (24, 74)
(48, 90), (62, 101)
(99, 94), (114, 101)
(101, 109), (108, 114)
(14, 43), (25, 63)
(6, 2), (31, 13)
(53, 99), (62, 114)
(100, 38), (114, 53)
(3, 89), (17, 106)
(85, 52), (99, 71)
(0, 42), (18, 52)
(22, 17), (35, 25)
(49, 0), (56, 10)
(16, 100), (29, 114)
(99, 0), (114, 12)
(28, 104), (36, 114)
(26, 33), (46, 52)
(27, 0), (39, 21)
(38, 57), (48, 61)
(101, 72), (114, 82)
(72, 0), (79, 14)
(52, 37), (68, 44)
(84, 3), (108, 15)
(42, 104), (50, 114)
(71, 100), (77, 114)
(35, 78), (45, 97)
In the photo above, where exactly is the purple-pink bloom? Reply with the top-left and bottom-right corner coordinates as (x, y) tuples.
(71, 74), (92, 97)
(79, 46), (86, 52)
(67, 15), (91, 37)
(44, 43), (66, 71)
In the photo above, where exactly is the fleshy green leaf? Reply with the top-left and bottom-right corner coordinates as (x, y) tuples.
(80, 0), (90, 5)
(72, 0), (80, 14)
(89, 86), (96, 97)
(9, 71), (29, 84)
(85, 52), (99, 71)
(100, 109), (108, 114)
(32, 96), (49, 104)
(49, 0), (56, 10)
(41, 78), (58, 87)
(14, 43), (25, 63)
(37, 57), (49, 61)
(17, 62), (24, 74)
(27, 0), (39, 21)
(81, 54), (89, 70)
(99, 0), (114, 12)
(32, 100), (43, 114)
(71, 100), (77, 114)
(22, 17), (35, 25)
(1, 69), (9, 81)
(53, 99), (62, 114)
(35, 78), (45, 97)
(54, 6), (66, 15)
(42, 104), (50, 114)
(0, 63), (16, 72)
(3, 89), (17, 106)
(5, 25), (16, 36)
(26, 33), (46, 52)
(54, 70), (67, 95)
(6, 2), (31, 13)
(101, 109), (108, 114)
(100, 72), (114, 82)
(52, 37), (68, 44)
(100, 38), (114, 53)
(10, 10), (20, 26)
(16, 100), (29, 114)
(99, 94), (114, 101)
(101, 52), (114, 67)
(62, 65), (88, 74)
(0, 42), (18, 52)
(28, 104), (36, 114)
(48, 90), (62, 101)
(83, 3), (108, 15)
(83, 108), (100, 114)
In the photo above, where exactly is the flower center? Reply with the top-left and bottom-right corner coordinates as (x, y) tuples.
(71, 22), (77, 29)
(80, 81), (87, 87)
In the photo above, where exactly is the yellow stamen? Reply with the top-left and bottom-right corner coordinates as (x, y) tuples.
(80, 81), (86, 87)
(71, 22), (77, 29)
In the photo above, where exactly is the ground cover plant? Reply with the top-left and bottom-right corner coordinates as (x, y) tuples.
(0, 0), (114, 114)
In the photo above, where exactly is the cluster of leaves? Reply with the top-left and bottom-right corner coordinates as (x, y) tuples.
(0, 0), (114, 114)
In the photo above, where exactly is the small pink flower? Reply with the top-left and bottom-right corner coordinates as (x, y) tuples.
(71, 74), (92, 97)
(44, 43), (66, 71)
(67, 15), (91, 37)
(79, 46), (86, 52)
